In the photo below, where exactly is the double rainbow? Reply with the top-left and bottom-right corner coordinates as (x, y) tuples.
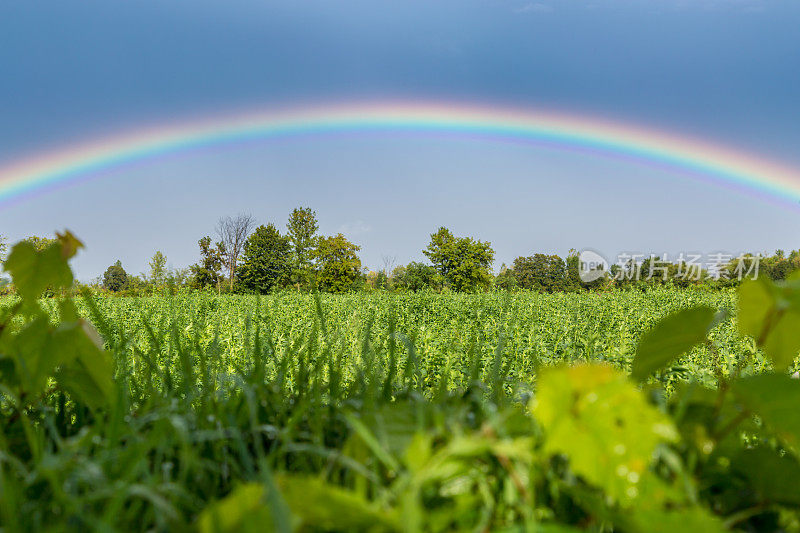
(1, 101), (799, 207)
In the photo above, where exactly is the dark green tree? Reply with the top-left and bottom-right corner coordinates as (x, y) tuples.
(103, 260), (128, 292)
(423, 227), (494, 292)
(286, 207), (319, 289)
(494, 263), (518, 290)
(391, 262), (443, 292)
(512, 254), (567, 292)
(237, 224), (292, 293)
(313, 233), (362, 293)
(190, 236), (226, 292)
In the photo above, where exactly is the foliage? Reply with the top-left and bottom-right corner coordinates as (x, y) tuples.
(391, 262), (443, 292)
(0, 232), (113, 412)
(286, 206), (319, 289)
(313, 233), (362, 293)
(148, 250), (167, 287)
(191, 236), (226, 291)
(102, 260), (129, 292)
(423, 227), (494, 292)
(5, 234), (800, 530)
(236, 224), (292, 293)
(23, 235), (58, 252)
(511, 253), (568, 292)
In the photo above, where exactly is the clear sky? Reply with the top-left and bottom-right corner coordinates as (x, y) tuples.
(1, 0), (799, 280)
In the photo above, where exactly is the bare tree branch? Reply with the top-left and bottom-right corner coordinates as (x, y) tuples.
(216, 213), (256, 290)
(381, 254), (397, 276)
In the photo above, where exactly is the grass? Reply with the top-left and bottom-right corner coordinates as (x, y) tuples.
(0, 287), (787, 531)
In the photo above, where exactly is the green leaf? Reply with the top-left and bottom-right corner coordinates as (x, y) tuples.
(761, 311), (800, 371)
(730, 447), (800, 507)
(531, 364), (678, 504)
(277, 475), (399, 531)
(737, 279), (800, 370)
(198, 484), (275, 533)
(631, 306), (717, 381)
(55, 321), (114, 410)
(732, 374), (800, 447)
(3, 241), (72, 301)
(737, 278), (776, 339)
(3, 317), (79, 395)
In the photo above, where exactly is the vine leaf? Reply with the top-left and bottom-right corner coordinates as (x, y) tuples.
(631, 306), (718, 382)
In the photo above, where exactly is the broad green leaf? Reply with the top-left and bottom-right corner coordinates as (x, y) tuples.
(532, 364), (678, 504)
(2, 317), (91, 397)
(737, 278), (775, 339)
(55, 321), (114, 410)
(198, 484), (275, 533)
(277, 475), (399, 531)
(730, 447), (800, 507)
(631, 306), (717, 381)
(737, 279), (800, 370)
(3, 241), (72, 301)
(732, 374), (800, 448)
(761, 311), (800, 371)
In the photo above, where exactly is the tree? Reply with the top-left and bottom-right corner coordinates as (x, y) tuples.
(237, 224), (292, 293)
(25, 235), (58, 252)
(313, 233), (362, 293)
(494, 263), (518, 290)
(423, 227), (494, 292)
(148, 251), (167, 287)
(216, 214), (256, 291)
(190, 236), (226, 291)
(391, 262), (443, 292)
(512, 254), (567, 292)
(103, 260), (128, 292)
(286, 207), (319, 289)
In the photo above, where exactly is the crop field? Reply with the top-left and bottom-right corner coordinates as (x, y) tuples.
(0, 226), (791, 530)
(2, 239), (800, 532)
(63, 289), (745, 392)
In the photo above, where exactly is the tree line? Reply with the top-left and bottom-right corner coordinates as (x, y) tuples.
(2, 212), (800, 296)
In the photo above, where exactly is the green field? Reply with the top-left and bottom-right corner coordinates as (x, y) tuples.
(4, 268), (800, 531)
(66, 288), (745, 391)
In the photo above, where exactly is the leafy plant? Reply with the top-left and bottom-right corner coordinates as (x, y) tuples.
(2, 234), (800, 531)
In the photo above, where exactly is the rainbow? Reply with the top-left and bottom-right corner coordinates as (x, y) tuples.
(2, 101), (800, 208)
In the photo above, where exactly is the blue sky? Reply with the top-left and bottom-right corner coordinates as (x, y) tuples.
(1, 0), (799, 279)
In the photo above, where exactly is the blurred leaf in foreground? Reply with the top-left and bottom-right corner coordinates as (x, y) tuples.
(532, 363), (678, 504)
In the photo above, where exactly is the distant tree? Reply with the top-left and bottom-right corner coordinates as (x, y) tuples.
(423, 227), (494, 292)
(190, 236), (226, 292)
(25, 235), (58, 252)
(148, 251), (167, 286)
(762, 250), (793, 281)
(286, 207), (319, 289)
(216, 214), (256, 291)
(512, 254), (567, 292)
(391, 262), (443, 292)
(0, 235), (7, 263)
(494, 263), (518, 290)
(103, 260), (128, 292)
(237, 224), (292, 293)
(167, 267), (192, 289)
(313, 233), (362, 293)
